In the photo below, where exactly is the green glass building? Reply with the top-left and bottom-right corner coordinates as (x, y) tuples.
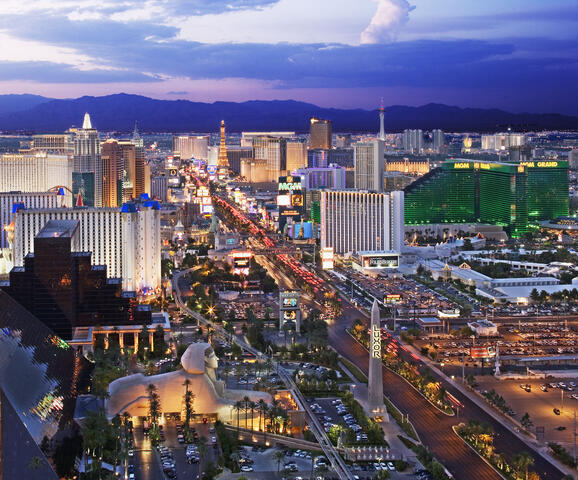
(404, 159), (568, 237)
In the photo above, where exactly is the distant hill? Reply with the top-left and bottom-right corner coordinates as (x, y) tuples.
(0, 94), (51, 116)
(0, 93), (576, 133)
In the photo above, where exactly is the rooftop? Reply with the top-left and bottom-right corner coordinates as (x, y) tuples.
(36, 219), (79, 239)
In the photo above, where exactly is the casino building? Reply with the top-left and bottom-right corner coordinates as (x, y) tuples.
(404, 159), (568, 237)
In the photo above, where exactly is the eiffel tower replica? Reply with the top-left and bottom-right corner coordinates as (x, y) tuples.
(217, 120), (230, 179)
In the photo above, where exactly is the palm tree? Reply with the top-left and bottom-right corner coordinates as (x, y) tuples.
(248, 401), (256, 431)
(274, 450), (285, 473)
(243, 395), (251, 429)
(147, 384), (161, 426)
(234, 401), (243, 432)
(198, 436), (208, 480)
(513, 451), (534, 480)
(257, 399), (267, 432)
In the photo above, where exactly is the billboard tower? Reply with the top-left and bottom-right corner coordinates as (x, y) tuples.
(368, 299), (388, 421)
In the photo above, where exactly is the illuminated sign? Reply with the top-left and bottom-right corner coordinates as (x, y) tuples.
(280, 291), (299, 309)
(453, 162), (471, 169)
(277, 195), (291, 206)
(321, 247), (334, 270)
(279, 182), (302, 191)
(385, 294), (401, 304)
(169, 168), (178, 176)
(371, 324), (381, 359)
(520, 161), (559, 168)
(470, 346), (496, 359)
(278, 175), (302, 192)
(361, 254), (399, 269)
(291, 194), (303, 207)
(283, 297), (298, 307)
(284, 310), (297, 320)
(207, 165), (218, 175)
(281, 209), (300, 217)
(201, 205), (213, 214)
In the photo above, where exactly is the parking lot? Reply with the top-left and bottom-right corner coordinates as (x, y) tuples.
(132, 418), (218, 480)
(476, 377), (578, 449)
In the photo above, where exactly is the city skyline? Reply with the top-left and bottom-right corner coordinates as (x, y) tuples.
(0, 0), (576, 113)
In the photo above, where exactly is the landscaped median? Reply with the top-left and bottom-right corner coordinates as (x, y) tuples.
(348, 326), (456, 416)
(454, 421), (547, 480)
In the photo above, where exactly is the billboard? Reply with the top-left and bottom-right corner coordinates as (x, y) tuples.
(279, 290), (300, 329)
(277, 195), (291, 207)
(293, 222), (313, 240)
(230, 250), (252, 276)
(207, 165), (218, 176)
(470, 346), (497, 359)
(360, 253), (399, 269)
(385, 294), (402, 304)
(321, 247), (334, 270)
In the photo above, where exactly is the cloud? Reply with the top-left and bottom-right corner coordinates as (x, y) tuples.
(0, 61), (160, 83)
(361, 0), (415, 44)
(0, 0), (280, 17)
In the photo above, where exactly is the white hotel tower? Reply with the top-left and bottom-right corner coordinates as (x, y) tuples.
(320, 190), (404, 255)
(11, 202), (161, 294)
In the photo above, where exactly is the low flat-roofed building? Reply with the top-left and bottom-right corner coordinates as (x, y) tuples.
(468, 319), (498, 336)
(417, 317), (444, 333)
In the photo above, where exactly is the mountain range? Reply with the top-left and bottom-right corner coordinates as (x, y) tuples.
(0, 93), (576, 133)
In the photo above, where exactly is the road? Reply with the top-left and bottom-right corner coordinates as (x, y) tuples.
(210, 191), (569, 479)
(329, 302), (569, 480)
(172, 267), (354, 480)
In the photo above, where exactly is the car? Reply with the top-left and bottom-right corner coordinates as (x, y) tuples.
(211, 436), (217, 443)
(240, 465), (254, 472)
(387, 462), (395, 471)
(128, 449), (134, 457)
(554, 408), (561, 415)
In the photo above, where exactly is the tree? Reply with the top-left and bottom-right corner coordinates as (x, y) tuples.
(147, 383), (161, 425)
(274, 450), (285, 473)
(530, 288), (540, 303)
(521, 412), (533, 430)
(183, 379), (195, 430)
(513, 451), (534, 480)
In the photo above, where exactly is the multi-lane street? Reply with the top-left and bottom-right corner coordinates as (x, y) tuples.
(212, 191), (569, 480)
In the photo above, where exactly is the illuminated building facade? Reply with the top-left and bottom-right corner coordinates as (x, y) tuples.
(354, 140), (384, 192)
(309, 117), (332, 150)
(286, 139), (307, 172)
(0, 191), (64, 249)
(3, 219), (151, 340)
(385, 157), (430, 175)
(73, 113), (101, 207)
(172, 135), (209, 160)
(253, 136), (287, 181)
(101, 139), (123, 207)
(294, 165), (346, 190)
(0, 289), (87, 480)
(0, 153), (72, 199)
(320, 190), (404, 255)
(11, 201), (161, 294)
(404, 159), (568, 236)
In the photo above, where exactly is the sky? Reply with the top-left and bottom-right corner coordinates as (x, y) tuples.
(0, 0), (576, 113)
